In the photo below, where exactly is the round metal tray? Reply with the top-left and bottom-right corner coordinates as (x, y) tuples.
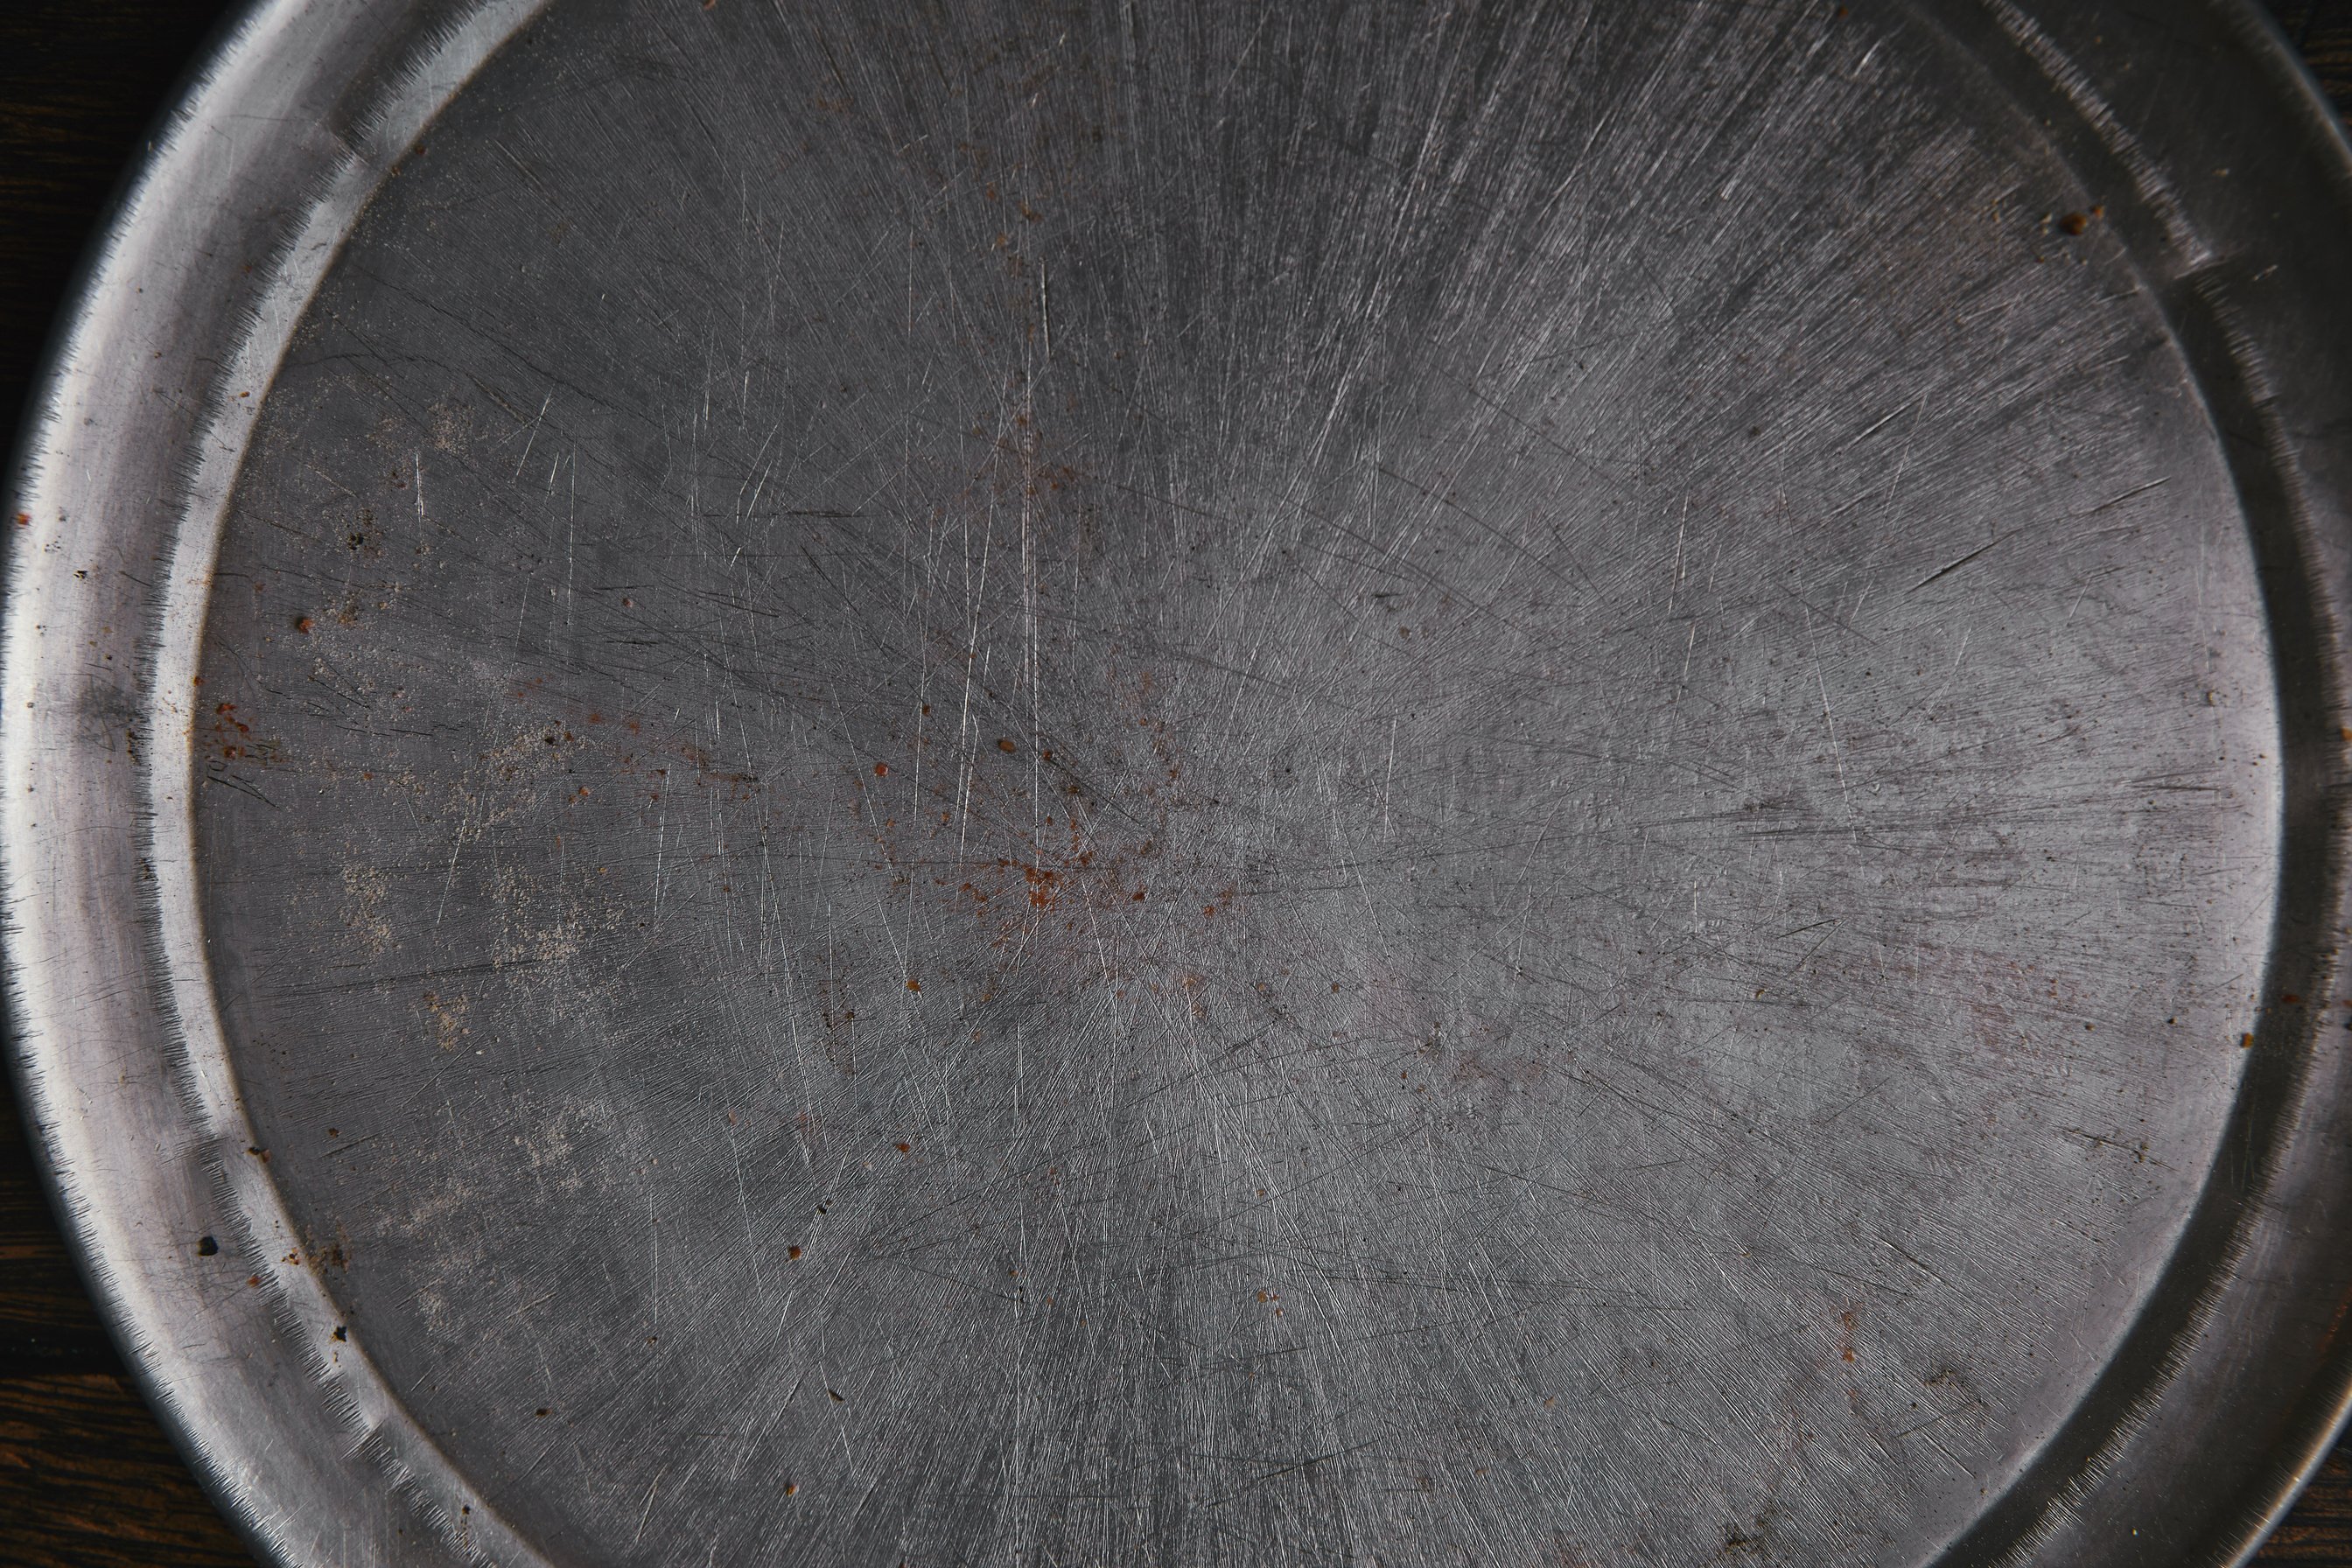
(9, 1), (2352, 1563)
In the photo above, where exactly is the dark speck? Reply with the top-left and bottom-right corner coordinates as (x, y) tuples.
(197, 1235), (218, 1256)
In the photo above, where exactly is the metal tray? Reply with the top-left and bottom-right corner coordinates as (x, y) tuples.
(9, 1), (2352, 1564)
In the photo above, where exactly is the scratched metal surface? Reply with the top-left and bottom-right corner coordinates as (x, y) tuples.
(8, 0), (2352, 1564)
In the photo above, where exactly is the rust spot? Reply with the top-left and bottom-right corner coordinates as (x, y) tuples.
(906, 978), (920, 992)
(788, 1245), (803, 1261)
(894, 1141), (912, 1154)
(294, 616), (315, 634)
(2058, 211), (2090, 236)
(997, 738), (1017, 753)
(874, 762), (888, 776)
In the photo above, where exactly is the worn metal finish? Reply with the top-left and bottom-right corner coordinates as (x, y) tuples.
(9, 0), (2352, 1564)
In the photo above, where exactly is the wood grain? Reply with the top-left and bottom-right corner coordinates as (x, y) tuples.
(0, 2), (2347, 1564)
(2269, 1452), (2352, 1562)
(2268, 2), (2352, 108)
(0, 1375), (255, 1568)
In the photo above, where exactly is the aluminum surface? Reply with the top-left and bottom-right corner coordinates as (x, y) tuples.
(9, 1), (2352, 1564)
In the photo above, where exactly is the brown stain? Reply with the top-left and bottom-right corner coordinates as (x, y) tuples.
(205, 699), (256, 764)
(1446, 1050), (1547, 1090)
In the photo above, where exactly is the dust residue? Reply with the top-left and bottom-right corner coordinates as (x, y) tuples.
(341, 864), (396, 956)
(419, 988), (472, 1050)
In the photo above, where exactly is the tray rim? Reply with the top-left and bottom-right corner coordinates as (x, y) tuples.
(6, 2), (2352, 1564)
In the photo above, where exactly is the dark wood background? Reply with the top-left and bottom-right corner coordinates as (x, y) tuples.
(3, 2), (2350, 1563)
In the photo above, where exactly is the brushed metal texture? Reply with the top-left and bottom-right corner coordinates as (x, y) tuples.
(8, 1), (2352, 1564)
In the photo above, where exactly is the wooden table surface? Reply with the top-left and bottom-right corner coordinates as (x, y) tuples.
(4, 3), (2350, 1564)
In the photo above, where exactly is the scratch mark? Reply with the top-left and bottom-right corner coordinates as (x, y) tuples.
(511, 392), (552, 481)
(1909, 530), (2012, 594)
